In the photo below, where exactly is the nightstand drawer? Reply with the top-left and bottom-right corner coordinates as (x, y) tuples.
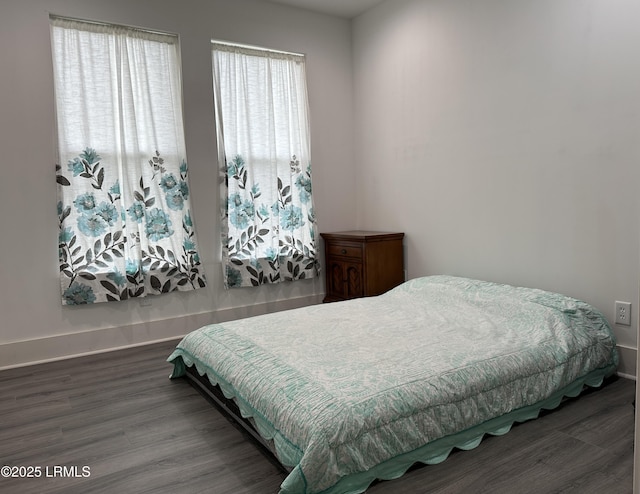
(327, 243), (362, 259)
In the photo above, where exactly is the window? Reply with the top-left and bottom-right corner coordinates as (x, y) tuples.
(51, 16), (206, 305)
(212, 41), (319, 288)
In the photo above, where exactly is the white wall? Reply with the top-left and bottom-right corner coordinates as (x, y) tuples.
(0, 0), (357, 368)
(353, 0), (640, 375)
(4, 0), (639, 376)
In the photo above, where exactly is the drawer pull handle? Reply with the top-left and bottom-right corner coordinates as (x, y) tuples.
(341, 249), (347, 254)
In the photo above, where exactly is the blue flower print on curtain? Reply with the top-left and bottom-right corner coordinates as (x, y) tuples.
(57, 149), (206, 305)
(221, 154), (319, 288)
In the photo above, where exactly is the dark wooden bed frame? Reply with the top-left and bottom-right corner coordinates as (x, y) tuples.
(184, 364), (291, 473)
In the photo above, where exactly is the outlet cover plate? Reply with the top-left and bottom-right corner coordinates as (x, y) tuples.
(615, 301), (631, 326)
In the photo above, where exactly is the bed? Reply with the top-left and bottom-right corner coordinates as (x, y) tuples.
(167, 275), (618, 494)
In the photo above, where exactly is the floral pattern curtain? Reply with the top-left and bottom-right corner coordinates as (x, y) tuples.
(212, 42), (320, 288)
(51, 17), (206, 305)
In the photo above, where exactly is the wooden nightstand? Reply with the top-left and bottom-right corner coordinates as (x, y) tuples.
(320, 231), (405, 303)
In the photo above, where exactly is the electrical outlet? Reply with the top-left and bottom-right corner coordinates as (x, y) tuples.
(615, 301), (631, 326)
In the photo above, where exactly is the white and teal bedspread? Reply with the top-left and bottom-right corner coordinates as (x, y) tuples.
(168, 275), (618, 494)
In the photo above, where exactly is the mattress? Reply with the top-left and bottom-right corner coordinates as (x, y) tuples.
(167, 275), (618, 494)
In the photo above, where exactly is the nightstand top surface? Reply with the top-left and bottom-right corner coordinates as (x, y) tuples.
(320, 230), (404, 241)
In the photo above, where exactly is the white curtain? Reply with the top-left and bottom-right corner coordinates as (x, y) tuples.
(212, 42), (319, 288)
(51, 17), (206, 304)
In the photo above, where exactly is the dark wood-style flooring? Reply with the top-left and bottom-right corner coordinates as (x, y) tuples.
(0, 340), (635, 493)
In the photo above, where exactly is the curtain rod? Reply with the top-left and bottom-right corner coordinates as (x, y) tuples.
(49, 13), (179, 39)
(211, 39), (304, 58)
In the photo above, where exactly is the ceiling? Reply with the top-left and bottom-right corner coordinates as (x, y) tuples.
(264, 0), (386, 19)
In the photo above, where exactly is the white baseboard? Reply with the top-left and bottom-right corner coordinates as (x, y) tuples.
(616, 344), (637, 379)
(0, 294), (322, 371)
